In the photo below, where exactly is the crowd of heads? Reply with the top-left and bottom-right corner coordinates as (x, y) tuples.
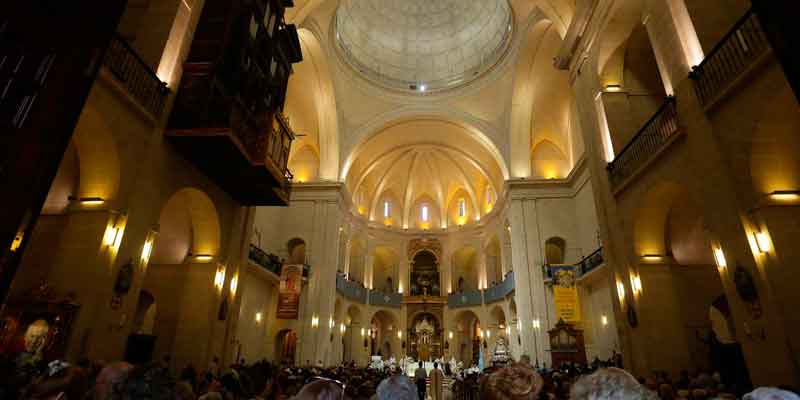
(2, 352), (800, 400)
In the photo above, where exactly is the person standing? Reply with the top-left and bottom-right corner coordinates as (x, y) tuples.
(430, 362), (444, 400)
(414, 361), (428, 400)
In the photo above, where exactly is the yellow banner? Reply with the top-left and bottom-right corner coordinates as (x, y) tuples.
(553, 286), (581, 322)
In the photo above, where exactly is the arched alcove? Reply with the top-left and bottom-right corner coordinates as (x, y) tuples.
(411, 250), (440, 296)
(545, 237), (567, 265)
(287, 237), (307, 265)
(150, 188), (221, 265)
(454, 310), (481, 364)
(372, 247), (399, 294)
(531, 140), (570, 179)
(452, 246), (479, 292)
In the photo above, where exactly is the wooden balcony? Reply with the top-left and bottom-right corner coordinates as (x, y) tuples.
(166, 104), (294, 205)
(689, 9), (771, 109)
(606, 97), (681, 191)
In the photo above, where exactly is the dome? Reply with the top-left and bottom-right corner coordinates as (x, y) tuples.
(334, 0), (513, 93)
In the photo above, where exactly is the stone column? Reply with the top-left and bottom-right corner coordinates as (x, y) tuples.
(642, 0), (703, 94)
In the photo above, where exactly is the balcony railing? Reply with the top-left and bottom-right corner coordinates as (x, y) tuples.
(484, 271), (515, 304)
(103, 33), (169, 118)
(576, 247), (604, 276)
(544, 247), (605, 284)
(248, 244), (282, 276)
(607, 97), (679, 188)
(336, 273), (368, 303)
(369, 289), (403, 308)
(690, 10), (770, 107)
(448, 289), (483, 309)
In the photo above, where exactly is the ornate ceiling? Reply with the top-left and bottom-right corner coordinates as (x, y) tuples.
(334, 0), (513, 92)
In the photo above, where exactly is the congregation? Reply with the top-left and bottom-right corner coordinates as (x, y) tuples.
(2, 351), (798, 400)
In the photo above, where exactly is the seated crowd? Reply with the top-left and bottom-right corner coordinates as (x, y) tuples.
(1, 352), (798, 400)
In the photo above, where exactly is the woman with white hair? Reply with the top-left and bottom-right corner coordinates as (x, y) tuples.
(570, 368), (658, 400)
(744, 387), (800, 400)
(377, 375), (418, 400)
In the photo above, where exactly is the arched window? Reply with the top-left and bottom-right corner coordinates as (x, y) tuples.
(384, 201), (391, 218)
(421, 205), (429, 221)
(458, 198), (466, 217)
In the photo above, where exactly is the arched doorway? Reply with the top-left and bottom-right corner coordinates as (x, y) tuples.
(276, 329), (298, 364)
(410, 312), (442, 361)
(455, 310), (481, 365)
(369, 310), (399, 359)
(411, 250), (440, 296)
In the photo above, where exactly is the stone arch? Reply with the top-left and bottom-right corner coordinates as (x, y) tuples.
(531, 139), (569, 179)
(151, 188), (221, 264)
(287, 237), (307, 265)
(544, 237), (567, 265)
(287, 144), (320, 183)
(71, 104), (121, 201)
(749, 83), (800, 198)
(446, 187), (476, 227)
(369, 309), (400, 357)
(372, 247), (399, 294)
(485, 235), (503, 285)
(454, 309), (482, 364)
(342, 112), (509, 183)
(452, 246), (479, 292)
(284, 27), (338, 181)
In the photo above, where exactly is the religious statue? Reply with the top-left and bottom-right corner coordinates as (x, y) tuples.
(490, 336), (511, 366)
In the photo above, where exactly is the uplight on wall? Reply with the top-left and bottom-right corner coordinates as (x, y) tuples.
(532, 319), (541, 330)
(478, 329), (483, 338)
(311, 316), (319, 328)
(230, 273), (238, 296)
(340, 323), (346, 334)
(329, 317), (335, 329)
(641, 254), (662, 263)
(398, 282), (403, 294)
(195, 254), (214, 262)
(616, 280), (626, 303)
(604, 84), (622, 92)
(255, 312), (262, 323)
(601, 315), (608, 326)
(360, 327), (365, 337)
(630, 274), (643, 296)
(10, 232), (24, 252)
(214, 266), (226, 292)
(712, 247), (728, 270)
(77, 196), (105, 206)
(397, 330), (402, 339)
(768, 190), (800, 202)
(505, 325), (511, 337)
(448, 331), (453, 340)
(754, 231), (771, 253)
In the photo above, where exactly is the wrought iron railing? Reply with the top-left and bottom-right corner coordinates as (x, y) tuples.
(103, 34), (169, 118)
(369, 289), (402, 308)
(248, 244), (282, 276)
(607, 97), (679, 188)
(484, 271), (515, 304)
(689, 10), (770, 107)
(448, 289), (483, 308)
(577, 247), (604, 276)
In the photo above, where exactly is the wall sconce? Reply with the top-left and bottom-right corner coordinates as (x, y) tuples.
(70, 196), (105, 206)
(713, 247), (728, 270)
(630, 274), (643, 295)
(255, 312), (262, 323)
(230, 273), (238, 296)
(10, 231), (23, 252)
(604, 84), (622, 92)
(616, 280), (626, 303)
(532, 319), (541, 330)
(195, 254), (214, 262)
(768, 190), (800, 202)
(340, 323), (346, 334)
(397, 330), (402, 339)
(360, 327), (365, 337)
(754, 231), (771, 253)
(478, 329), (483, 338)
(329, 317), (335, 329)
(311, 316), (319, 328)
(641, 254), (662, 262)
(214, 266), (226, 292)
(487, 330), (491, 339)
(505, 326), (511, 337)
(448, 331), (453, 340)
(398, 282), (403, 294)
(601, 315), (608, 326)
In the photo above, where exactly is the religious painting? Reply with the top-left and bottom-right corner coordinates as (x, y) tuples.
(0, 284), (80, 364)
(277, 263), (303, 319)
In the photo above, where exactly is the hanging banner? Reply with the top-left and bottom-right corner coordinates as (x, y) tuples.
(277, 264), (302, 319)
(551, 266), (581, 322)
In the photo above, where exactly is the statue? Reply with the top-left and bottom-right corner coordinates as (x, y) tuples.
(490, 336), (511, 366)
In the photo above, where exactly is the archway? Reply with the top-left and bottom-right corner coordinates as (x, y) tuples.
(150, 188), (221, 264)
(276, 329), (298, 364)
(452, 246), (479, 293)
(486, 235), (503, 285)
(411, 250), (440, 296)
(369, 310), (399, 359)
(372, 247), (399, 295)
(344, 304), (364, 363)
(454, 310), (481, 365)
(287, 237), (307, 265)
(545, 237), (567, 265)
(409, 311), (442, 361)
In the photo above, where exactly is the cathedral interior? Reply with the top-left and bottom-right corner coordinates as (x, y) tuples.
(2, 0), (800, 395)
